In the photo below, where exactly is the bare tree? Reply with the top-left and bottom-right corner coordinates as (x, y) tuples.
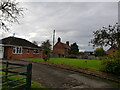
(32, 41), (38, 46)
(0, 0), (24, 31)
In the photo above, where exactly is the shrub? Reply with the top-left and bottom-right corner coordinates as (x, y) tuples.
(43, 54), (50, 61)
(94, 48), (106, 57)
(101, 51), (120, 75)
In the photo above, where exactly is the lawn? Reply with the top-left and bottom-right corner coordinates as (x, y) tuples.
(1, 72), (45, 89)
(21, 58), (102, 70)
(1, 64), (45, 89)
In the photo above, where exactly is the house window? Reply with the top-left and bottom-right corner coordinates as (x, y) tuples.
(13, 47), (22, 54)
(34, 49), (39, 54)
(27, 49), (30, 54)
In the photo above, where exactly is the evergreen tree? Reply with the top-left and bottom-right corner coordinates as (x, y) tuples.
(69, 42), (79, 55)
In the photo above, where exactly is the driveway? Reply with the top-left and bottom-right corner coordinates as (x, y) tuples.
(5, 60), (115, 89)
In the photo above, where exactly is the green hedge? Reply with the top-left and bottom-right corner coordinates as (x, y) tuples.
(101, 51), (120, 75)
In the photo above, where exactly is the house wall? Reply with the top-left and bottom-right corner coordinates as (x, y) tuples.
(54, 47), (66, 55)
(4, 46), (43, 59)
(106, 48), (115, 54)
(54, 43), (69, 54)
(53, 46), (69, 58)
(0, 46), (4, 59)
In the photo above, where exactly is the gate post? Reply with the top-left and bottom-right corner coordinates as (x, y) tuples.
(26, 63), (32, 90)
(5, 61), (8, 80)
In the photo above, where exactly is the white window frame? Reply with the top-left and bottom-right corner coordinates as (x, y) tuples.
(27, 49), (30, 54)
(13, 47), (22, 54)
(33, 49), (39, 54)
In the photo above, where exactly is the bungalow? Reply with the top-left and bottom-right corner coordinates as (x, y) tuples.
(53, 37), (70, 57)
(0, 36), (43, 59)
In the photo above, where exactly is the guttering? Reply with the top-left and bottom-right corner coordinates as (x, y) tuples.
(0, 44), (41, 50)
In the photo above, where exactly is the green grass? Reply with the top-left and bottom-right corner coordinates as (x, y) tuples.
(2, 73), (45, 89)
(1, 64), (45, 89)
(21, 58), (102, 70)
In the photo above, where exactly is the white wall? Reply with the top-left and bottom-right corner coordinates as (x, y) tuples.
(0, 46), (4, 59)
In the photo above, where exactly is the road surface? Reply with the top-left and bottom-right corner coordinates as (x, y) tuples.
(5, 60), (115, 89)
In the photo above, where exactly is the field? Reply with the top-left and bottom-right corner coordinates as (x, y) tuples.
(21, 58), (102, 70)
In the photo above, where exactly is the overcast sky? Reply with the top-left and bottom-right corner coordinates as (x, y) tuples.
(0, 1), (118, 51)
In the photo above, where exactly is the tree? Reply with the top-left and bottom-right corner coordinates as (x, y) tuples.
(79, 51), (85, 56)
(90, 23), (120, 50)
(69, 42), (79, 55)
(94, 48), (106, 57)
(90, 23), (120, 75)
(32, 41), (38, 46)
(0, 0), (24, 30)
(41, 40), (52, 56)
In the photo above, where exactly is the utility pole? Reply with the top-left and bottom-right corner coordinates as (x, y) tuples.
(53, 30), (55, 50)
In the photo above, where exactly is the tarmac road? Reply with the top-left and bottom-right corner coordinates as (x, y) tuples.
(5, 60), (115, 89)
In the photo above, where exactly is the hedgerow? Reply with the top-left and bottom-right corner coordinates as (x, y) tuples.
(101, 51), (120, 75)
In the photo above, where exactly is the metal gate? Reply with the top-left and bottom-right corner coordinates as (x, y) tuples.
(0, 61), (32, 89)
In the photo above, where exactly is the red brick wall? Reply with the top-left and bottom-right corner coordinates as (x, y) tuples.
(4, 47), (43, 59)
(106, 48), (115, 54)
(53, 43), (66, 55)
(53, 43), (69, 56)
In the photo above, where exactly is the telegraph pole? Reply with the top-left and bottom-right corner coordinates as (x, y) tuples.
(53, 30), (55, 50)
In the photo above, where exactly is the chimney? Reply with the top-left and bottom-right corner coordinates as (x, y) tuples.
(66, 41), (69, 46)
(58, 37), (61, 42)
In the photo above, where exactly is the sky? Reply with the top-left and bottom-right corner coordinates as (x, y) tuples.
(0, 1), (118, 51)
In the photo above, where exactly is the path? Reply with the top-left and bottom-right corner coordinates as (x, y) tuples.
(5, 60), (114, 89)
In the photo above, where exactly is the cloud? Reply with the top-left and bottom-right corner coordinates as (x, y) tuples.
(1, 2), (118, 51)
(16, 0), (120, 2)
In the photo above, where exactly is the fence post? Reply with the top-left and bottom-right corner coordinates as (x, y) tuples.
(5, 61), (8, 80)
(26, 63), (32, 90)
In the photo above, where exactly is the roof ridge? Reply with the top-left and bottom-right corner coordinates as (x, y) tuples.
(1, 36), (40, 49)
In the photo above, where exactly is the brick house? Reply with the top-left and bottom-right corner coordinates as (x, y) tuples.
(106, 47), (116, 54)
(53, 37), (70, 57)
(0, 36), (43, 59)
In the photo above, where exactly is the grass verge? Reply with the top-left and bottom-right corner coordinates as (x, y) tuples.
(2, 74), (45, 89)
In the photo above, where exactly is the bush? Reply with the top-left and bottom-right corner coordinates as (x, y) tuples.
(94, 48), (106, 57)
(43, 54), (50, 61)
(101, 51), (120, 75)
